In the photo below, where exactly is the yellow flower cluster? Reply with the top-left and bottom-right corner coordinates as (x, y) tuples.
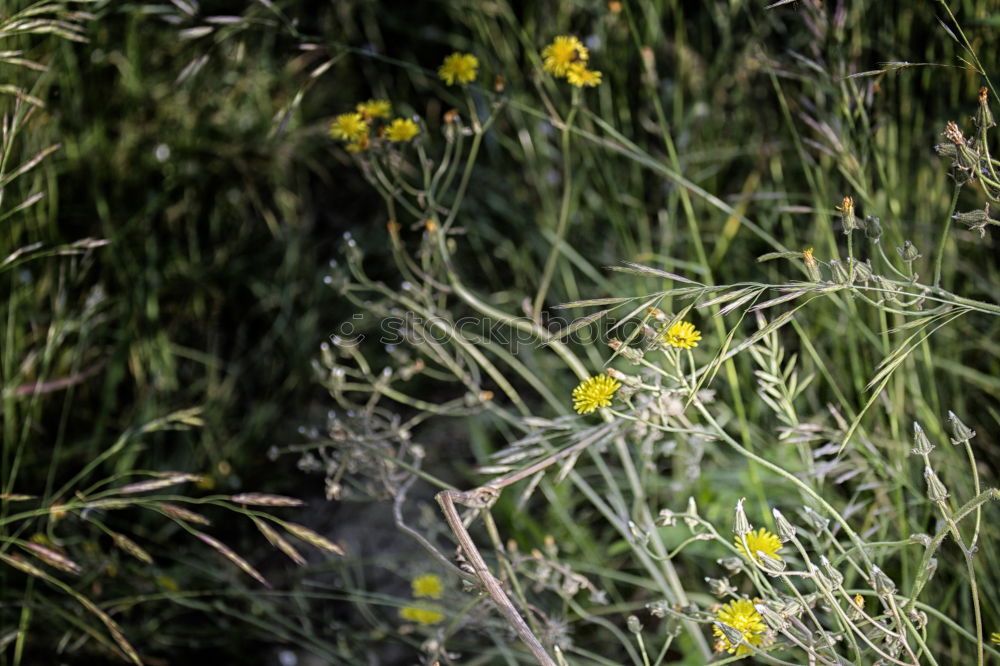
(438, 52), (479, 86)
(735, 528), (783, 564)
(662, 320), (701, 349)
(571, 319), (704, 415)
(572, 374), (620, 414)
(399, 573), (444, 626)
(541, 35), (602, 87)
(713, 599), (771, 657)
(329, 99), (420, 152)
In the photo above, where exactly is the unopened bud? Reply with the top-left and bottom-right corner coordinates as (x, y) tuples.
(705, 577), (736, 597)
(976, 86), (995, 129)
(911, 422), (934, 456)
(850, 258), (874, 283)
(683, 497), (700, 530)
(772, 508), (796, 542)
(819, 556), (844, 588)
(733, 498), (752, 537)
(896, 240), (921, 263)
(756, 550), (786, 576)
(924, 467), (949, 504)
(715, 621), (745, 648)
(870, 566), (896, 598)
(829, 260), (853, 285)
(952, 205), (996, 239)
(809, 564), (832, 592)
(865, 216), (883, 242)
(607, 338), (645, 363)
(627, 615), (643, 634)
(801, 506), (829, 532)
(948, 411), (976, 445)
(755, 602), (788, 631)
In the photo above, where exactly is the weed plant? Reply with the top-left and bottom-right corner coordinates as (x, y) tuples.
(309, 0), (1000, 664)
(4, 0), (1000, 664)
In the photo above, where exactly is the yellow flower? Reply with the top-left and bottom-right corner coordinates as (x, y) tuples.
(412, 573), (443, 599)
(541, 35), (588, 77)
(992, 631), (1000, 645)
(400, 605), (444, 625)
(330, 112), (368, 142)
(566, 63), (602, 87)
(735, 528), (783, 564)
(438, 52), (479, 86)
(385, 118), (420, 142)
(572, 374), (620, 414)
(662, 321), (701, 349)
(356, 99), (392, 119)
(713, 599), (770, 657)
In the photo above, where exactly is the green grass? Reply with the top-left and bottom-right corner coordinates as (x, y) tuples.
(4, 0), (1000, 663)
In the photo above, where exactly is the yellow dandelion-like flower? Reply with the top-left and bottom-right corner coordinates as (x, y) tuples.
(566, 63), (602, 87)
(735, 528), (783, 564)
(400, 605), (445, 625)
(330, 112), (368, 142)
(713, 599), (770, 657)
(662, 321), (701, 349)
(438, 52), (479, 86)
(385, 118), (420, 142)
(412, 573), (443, 599)
(572, 374), (620, 414)
(356, 99), (392, 119)
(541, 35), (589, 77)
(991, 631), (1000, 646)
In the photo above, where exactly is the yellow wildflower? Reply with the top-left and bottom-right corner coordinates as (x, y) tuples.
(572, 374), (620, 414)
(412, 573), (443, 599)
(713, 599), (770, 657)
(356, 99), (392, 119)
(400, 605), (444, 625)
(541, 35), (588, 77)
(438, 52), (479, 86)
(566, 63), (602, 87)
(662, 321), (701, 349)
(735, 528), (783, 564)
(991, 631), (1000, 645)
(330, 112), (368, 142)
(385, 118), (420, 142)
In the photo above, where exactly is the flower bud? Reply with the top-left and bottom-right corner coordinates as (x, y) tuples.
(733, 497), (752, 537)
(801, 248), (822, 281)
(924, 466), (949, 504)
(836, 195), (858, 234)
(865, 215), (883, 242)
(829, 260), (853, 285)
(896, 240), (921, 263)
(755, 602), (789, 631)
(819, 555), (844, 588)
(772, 508), (796, 542)
(756, 550), (786, 576)
(715, 621), (745, 648)
(627, 615), (643, 634)
(976, 86), (995, 130)
(952, 205), (996, 239)
(705, 577), (736, 597)
(684, 496), (700, 530)
(869, 565), (896, 598)
(947, 411), (976, 445)
(910, 422), (934, 456)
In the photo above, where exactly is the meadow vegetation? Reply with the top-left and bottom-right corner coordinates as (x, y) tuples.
(3, 0), (1000, 664)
